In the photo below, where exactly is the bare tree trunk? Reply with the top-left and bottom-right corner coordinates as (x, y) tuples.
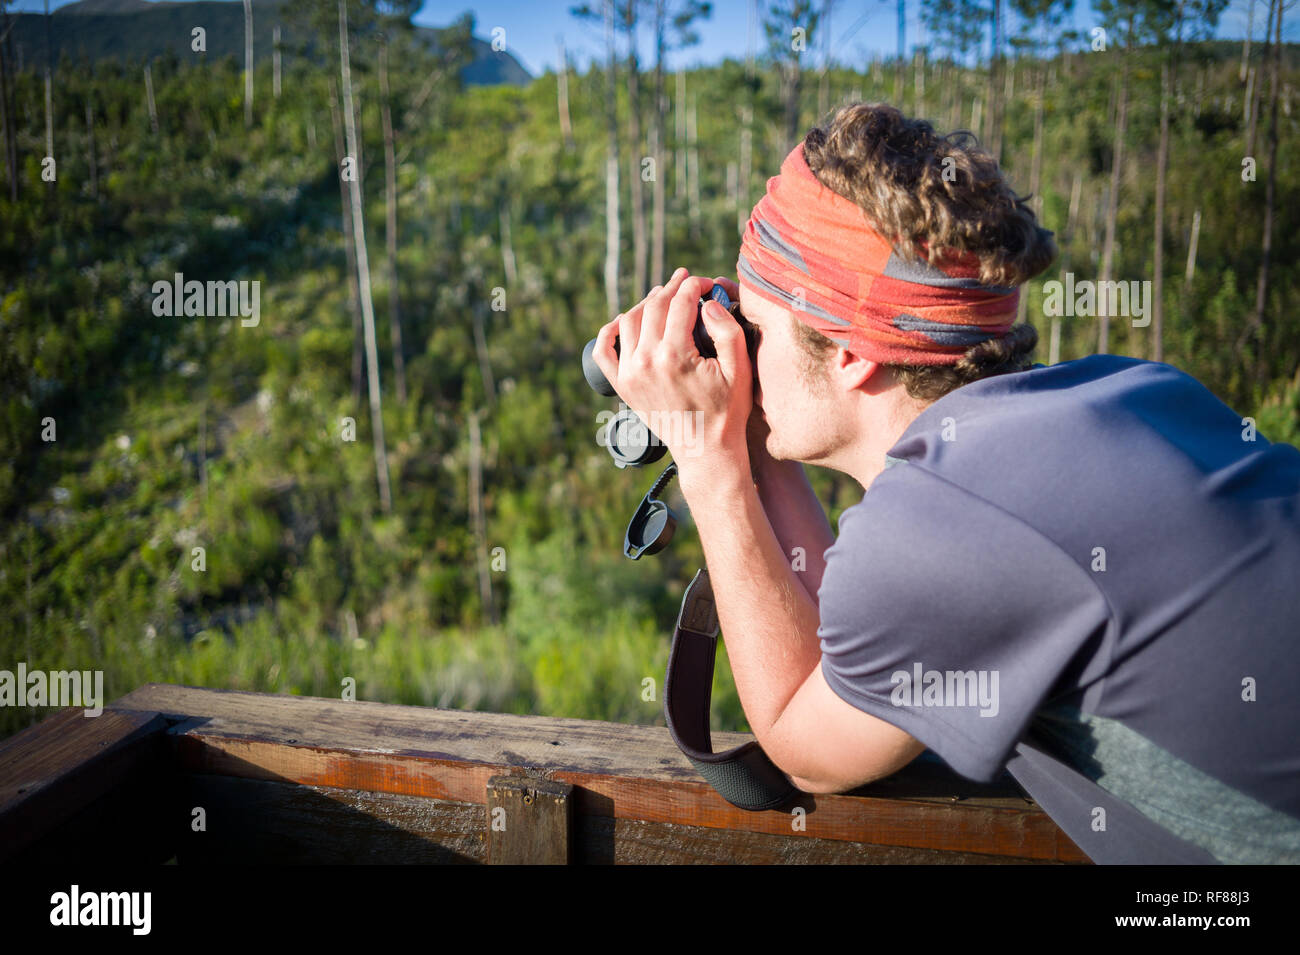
(379, 44), (407, 407)
(556, 36), (574, 150)
(1249, 0), (1284, 384)
(199, 404), (208, 505)
(1247, 0), (1276, 160)
(675, 67), (686, 200)
(1098, 52), (1129, 354)
(499, 201), (517, 288)
(650, 0), (667, 285)
(352, 93), (364, 195)
(274, 25), (282, 100)
(742, 1), (757, 232)
(1241, 0), (1255, 82)
(1067, 169), (1082, 233)
(0, 10), (15, 202)
(43, 0), (52, 193)
(43, 70), (52, 188)
(84, 99), (97, 199)
(144, 63), (158, 135)
(739, 105), (752, 235)
(1184, 208), (1200, 287)
(985, 0), (1003, 162)
(472, 300), (496, 408)
(782, 61), (801, 154)
(468, 410), (497, 625)
(818, 0), (831, 119)
(1152, 59), (1170, 363)
(243, 0), (253, 128)
(948, 63), (960, 131)
(330, 80), (365, 405)
(339, 0), (393, 513)
(626, 14), (647, 301)
(915, 47), (925, 112)
(603, 0), (620, 318)
(895, 0), (905, 110)
(1018, 66), (1044, 327)
(1243, 65), (1255, 128)
(687, 93), (701, 240)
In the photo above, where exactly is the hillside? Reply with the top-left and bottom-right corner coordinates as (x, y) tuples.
(0, 24), (1297, 743)
(6, 0), (532, 86)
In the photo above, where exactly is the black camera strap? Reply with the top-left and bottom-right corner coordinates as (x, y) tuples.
(663, 567), (801, 811)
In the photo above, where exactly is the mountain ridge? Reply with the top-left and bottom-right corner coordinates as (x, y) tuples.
(9, 0), (533, 87)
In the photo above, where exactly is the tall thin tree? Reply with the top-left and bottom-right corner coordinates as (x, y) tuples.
(329, 78), (365, 404)
(624, 1), (648, 298)
(243, 0), (254, 127)
(379, 43), (407, 406)
(1249, 0), (1287, 385)
(339, 0), (393, 513)
(556, 35), (575, 150)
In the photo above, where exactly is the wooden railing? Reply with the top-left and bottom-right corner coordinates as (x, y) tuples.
(0, 684), (1088, 864)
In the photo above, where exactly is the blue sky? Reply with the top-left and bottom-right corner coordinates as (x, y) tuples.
(8, 0), (1286, 78)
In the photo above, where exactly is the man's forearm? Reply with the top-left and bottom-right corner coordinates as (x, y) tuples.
(751, 457), (835, 604)
(679, 466), (824, 741)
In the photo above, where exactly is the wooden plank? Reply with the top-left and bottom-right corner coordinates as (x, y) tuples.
(0, 705), (173, 862)
(108, 684), (1088, 861)
(165, 775), (1068, 864)
(579, 815), (1066, 864)
(486, 774), (573, 864)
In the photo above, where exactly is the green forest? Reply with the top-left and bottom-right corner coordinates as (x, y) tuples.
(1, 0), (1298, 742)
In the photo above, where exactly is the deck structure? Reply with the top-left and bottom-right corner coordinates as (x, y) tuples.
(0, 684), (1089, 864)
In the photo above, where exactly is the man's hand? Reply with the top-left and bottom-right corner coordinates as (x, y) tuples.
(590, 268), (753, 492)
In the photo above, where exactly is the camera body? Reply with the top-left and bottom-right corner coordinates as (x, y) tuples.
(582, 284), (755, 468)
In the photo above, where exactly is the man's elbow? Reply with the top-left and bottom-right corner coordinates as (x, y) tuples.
(784, 769), (886, 795)
(788, 773), (839, 794)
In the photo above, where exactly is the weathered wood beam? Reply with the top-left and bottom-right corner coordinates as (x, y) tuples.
(173, 774), (1059, 864)
(107, 684), (1086, 862)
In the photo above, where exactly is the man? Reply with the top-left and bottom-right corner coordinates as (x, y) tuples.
(591, 103), (1300, 864)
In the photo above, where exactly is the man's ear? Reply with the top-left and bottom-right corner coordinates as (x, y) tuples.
(831, 346), (883, 394)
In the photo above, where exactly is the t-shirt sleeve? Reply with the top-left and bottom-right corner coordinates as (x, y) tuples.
(816, 464), (1113, 782)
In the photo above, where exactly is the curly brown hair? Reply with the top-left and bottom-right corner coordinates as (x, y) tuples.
(793, 103), (1055, 401)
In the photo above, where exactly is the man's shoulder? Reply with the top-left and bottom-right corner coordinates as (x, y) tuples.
(893, 355), (1203, 445)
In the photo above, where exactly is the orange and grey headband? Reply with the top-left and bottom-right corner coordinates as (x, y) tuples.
(737, 143), (1020, 366)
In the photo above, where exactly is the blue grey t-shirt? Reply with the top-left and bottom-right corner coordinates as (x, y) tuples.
(816, 354), (1300, 864)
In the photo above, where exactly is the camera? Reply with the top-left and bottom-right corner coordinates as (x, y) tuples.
(581, 284), (756, 468)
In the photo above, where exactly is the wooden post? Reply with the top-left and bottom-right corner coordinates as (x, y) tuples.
(486, 774), (573, 864)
